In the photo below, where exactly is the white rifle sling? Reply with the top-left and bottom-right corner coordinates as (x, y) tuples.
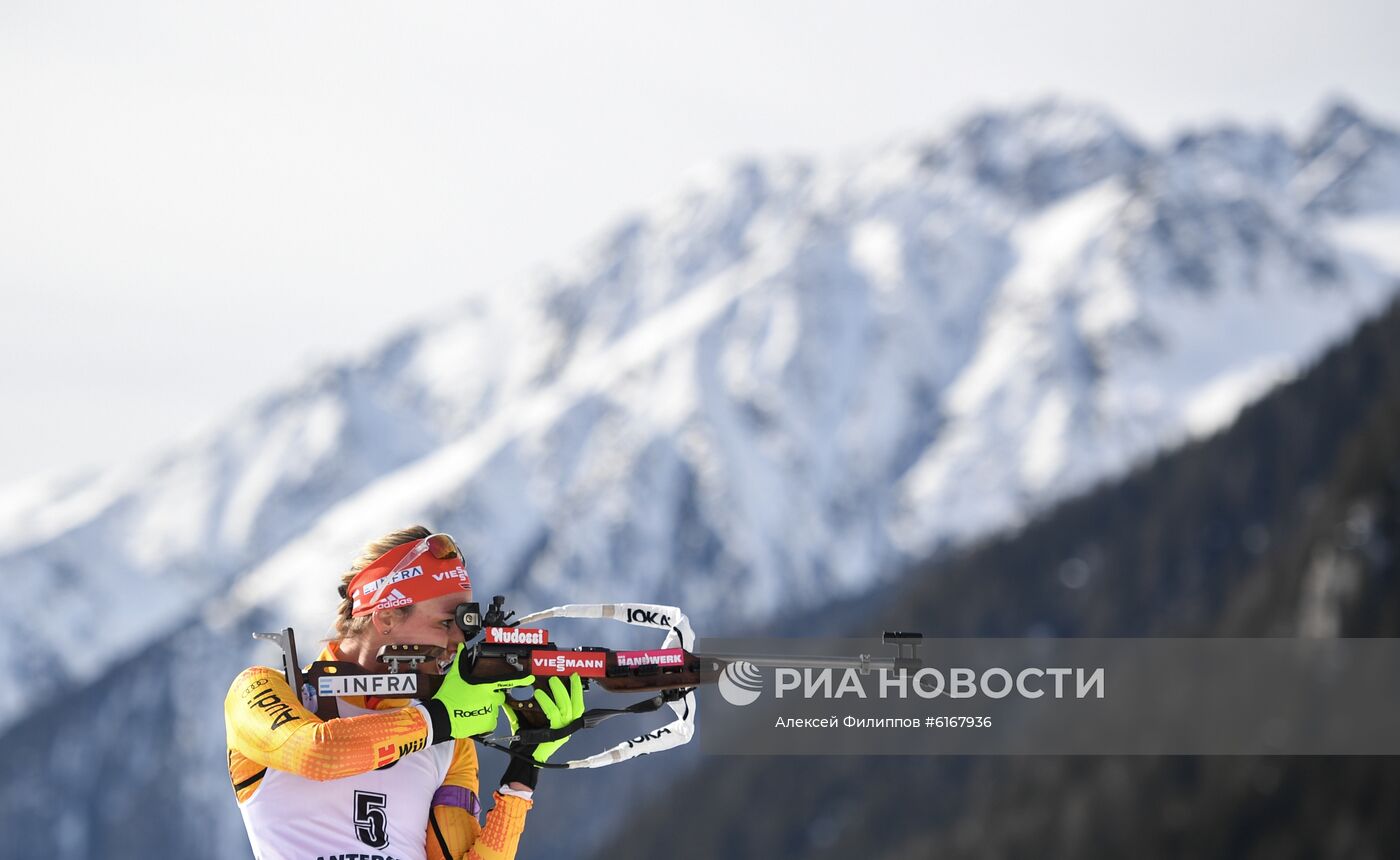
(514, 603), (698, 769)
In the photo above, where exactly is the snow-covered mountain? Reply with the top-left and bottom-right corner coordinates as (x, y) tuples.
(6, 100), (1400, 724)
(2, 97), (1400, 858)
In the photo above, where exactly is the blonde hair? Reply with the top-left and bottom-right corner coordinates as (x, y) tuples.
(332, 524), (432, 639)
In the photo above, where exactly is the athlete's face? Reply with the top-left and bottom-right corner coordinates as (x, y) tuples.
(375, 589), (470, 673)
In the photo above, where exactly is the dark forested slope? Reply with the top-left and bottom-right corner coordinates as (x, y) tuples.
(597, 294), (1400, 860)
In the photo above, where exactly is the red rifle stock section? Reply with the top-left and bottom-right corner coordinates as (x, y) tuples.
(303, 646), (723, 731)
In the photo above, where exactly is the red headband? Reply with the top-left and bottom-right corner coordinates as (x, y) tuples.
(347, 534), (471, 617)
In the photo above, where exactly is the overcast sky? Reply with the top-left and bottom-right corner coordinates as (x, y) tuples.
(2, 0), (1398, 487)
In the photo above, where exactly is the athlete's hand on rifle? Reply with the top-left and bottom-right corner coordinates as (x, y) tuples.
(498, 673), (585, 790)
(426, 643), (535, 739)
(508, 673), (586, 765)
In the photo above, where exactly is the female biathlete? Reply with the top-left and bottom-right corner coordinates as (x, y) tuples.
(224, 526), (584, 860)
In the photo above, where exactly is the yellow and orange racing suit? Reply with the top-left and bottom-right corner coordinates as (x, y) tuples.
(225, 642), (530, 860)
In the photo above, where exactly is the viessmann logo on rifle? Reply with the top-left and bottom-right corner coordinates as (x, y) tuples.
(484, 626), (550, 646)
(530, 650), (607, 677)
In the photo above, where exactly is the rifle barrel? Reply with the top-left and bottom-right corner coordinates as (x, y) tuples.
(692, 651), (920, 674)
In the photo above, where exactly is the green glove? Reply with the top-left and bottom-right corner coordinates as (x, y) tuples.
(507, 673), (586, 764)
(425, 644), (535, 740)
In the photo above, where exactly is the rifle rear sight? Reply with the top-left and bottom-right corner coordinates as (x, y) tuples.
(454, 594), (514, 639)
